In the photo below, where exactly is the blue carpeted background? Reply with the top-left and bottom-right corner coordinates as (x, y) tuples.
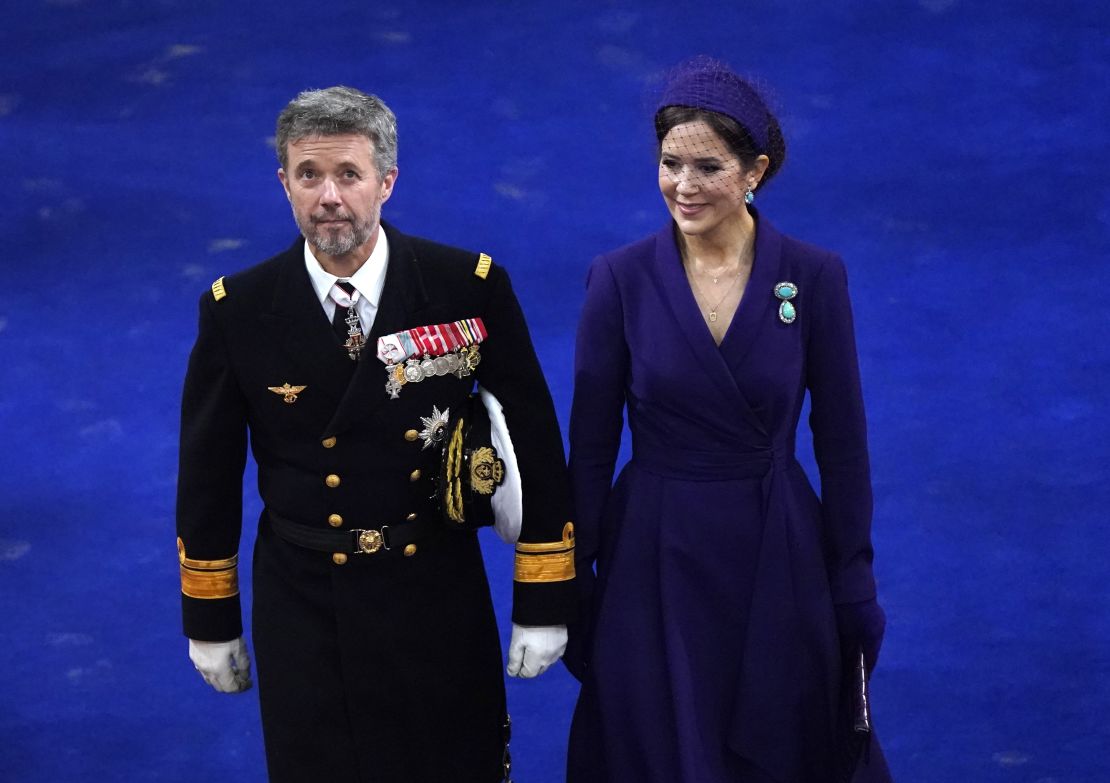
(1, 1), (1108, 781)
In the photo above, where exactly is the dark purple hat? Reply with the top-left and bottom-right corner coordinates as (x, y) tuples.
(657, 57), (772, 155)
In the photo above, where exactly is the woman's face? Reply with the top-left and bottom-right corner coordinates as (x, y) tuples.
(658, 120), (753, 238)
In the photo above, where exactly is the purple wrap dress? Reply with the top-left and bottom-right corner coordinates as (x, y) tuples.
(565, 213), (892, 783)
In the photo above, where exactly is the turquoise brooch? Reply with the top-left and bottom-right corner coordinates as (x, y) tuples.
(774, 281), (797, 324)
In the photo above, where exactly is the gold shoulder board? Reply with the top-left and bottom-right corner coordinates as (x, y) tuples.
(211, 277), (227, 301)
(474, 253), (492, 280)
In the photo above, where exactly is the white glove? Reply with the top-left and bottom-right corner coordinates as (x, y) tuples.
(506, 623), (567, 678)
(189, 636), (252, 693)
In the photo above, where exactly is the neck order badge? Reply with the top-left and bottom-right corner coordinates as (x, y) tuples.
(330, 281), (365, 360)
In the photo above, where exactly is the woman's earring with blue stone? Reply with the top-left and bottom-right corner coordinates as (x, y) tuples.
(774, 281), (797, 323)
(744, 185), (755, 205)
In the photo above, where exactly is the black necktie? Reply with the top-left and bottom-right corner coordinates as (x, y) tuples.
(331, 281), (356, 343)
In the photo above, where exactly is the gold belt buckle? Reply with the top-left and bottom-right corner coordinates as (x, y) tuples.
(356, 527), (388, 554)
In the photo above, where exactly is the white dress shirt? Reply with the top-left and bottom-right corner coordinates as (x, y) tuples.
(303, 231), (390, 336)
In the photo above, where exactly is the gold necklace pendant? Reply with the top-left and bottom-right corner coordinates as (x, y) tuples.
(684, 249), (750, 326)
(690, 271), (739, 324)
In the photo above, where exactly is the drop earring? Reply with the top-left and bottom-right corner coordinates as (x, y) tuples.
(744, 185), (755, 205)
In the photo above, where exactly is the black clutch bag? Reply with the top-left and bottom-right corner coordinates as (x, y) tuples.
(835, 647), (872, 782)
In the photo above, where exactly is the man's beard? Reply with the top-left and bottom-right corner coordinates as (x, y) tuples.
(297, 210), (376, 257)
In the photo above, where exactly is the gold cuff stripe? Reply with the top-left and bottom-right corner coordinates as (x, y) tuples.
(180, 564), (239, 599)
(181, 553), (238, 570)
(514, 551), (575, 583)
(474, 253), (492, 280)
(211, 276), (227, 301)
(515, 522), (575, 553)
(178, 537), (238, 598)
(177, 537), (237, 570)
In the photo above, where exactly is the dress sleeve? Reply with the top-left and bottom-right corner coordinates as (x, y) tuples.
(569, 255), (629, 576)
(176, 289), (249, 641)
(806, 255), (877, 605)
(474, 263), (576, 626)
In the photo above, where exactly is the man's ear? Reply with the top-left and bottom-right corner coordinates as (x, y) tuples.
(379, 166), (399, 204)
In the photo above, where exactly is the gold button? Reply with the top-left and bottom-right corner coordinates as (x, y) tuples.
(321, 436), (337, 449)
(327, 514), (343, 528)
(405, 512), (418, 521)
(404, 429), (419, 442)
(325, 474), (341, 488)
(409, 469), (421, 482)
(404, 544), (417, 557)
(332, 553), (348, 565)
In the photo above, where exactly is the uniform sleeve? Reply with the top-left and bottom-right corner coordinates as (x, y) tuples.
(176, 289), (248, 641)
(475, 264), (575, 626)
(806, 255), (877, 605)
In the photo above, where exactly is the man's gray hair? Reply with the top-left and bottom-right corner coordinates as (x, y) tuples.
(275, 86), (398, 178)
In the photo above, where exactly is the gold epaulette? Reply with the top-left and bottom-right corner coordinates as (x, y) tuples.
(474, 253), (492, 280)
(211, 276), (227, 301)
(178, 537), (239, 599)
(514, 522), (575, 583)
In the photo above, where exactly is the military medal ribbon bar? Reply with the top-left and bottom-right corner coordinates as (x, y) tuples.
(378, 318), (489, 398)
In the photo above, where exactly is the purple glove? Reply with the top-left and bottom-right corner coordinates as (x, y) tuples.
(835, 598), (886, 673)
(562, 564), (596, 682)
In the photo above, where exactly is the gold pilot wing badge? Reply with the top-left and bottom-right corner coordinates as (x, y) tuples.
(268, 383), (307, 404)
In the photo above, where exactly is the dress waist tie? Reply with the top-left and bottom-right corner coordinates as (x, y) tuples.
(632, 445), (778, 483)
(637, 441), (817, 781)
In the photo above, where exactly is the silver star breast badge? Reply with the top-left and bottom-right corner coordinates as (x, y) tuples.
(418, 406), (450, 450)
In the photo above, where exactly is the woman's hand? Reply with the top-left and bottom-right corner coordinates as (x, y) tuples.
(835, 598), (886, 673)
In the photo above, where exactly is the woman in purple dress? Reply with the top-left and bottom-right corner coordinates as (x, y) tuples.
(564, 58), (893, 783)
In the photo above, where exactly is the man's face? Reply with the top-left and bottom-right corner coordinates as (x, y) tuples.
(278, 133), (397, 264)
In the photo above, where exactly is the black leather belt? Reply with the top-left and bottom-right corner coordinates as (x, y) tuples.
(268, 511), (438, 556)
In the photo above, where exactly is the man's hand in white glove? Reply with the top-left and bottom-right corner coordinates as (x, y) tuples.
(506, 623), (567, 678)
(189, 636), (253, 693)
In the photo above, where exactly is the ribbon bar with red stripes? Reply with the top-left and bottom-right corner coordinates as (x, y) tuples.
(376, 318), (488, 365)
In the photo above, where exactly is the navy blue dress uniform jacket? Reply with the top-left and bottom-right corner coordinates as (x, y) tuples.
(176, 221), (575, 782)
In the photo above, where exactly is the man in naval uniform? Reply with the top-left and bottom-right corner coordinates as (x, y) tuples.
(176, 86), (575, 782)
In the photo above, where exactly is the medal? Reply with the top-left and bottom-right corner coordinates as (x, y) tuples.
(344, 333), (363, 361)
(374, 317), (489, 397)
(404, 358), (425, 383)
(337, 288), (365, 361)
(384, 363), (404, 399)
